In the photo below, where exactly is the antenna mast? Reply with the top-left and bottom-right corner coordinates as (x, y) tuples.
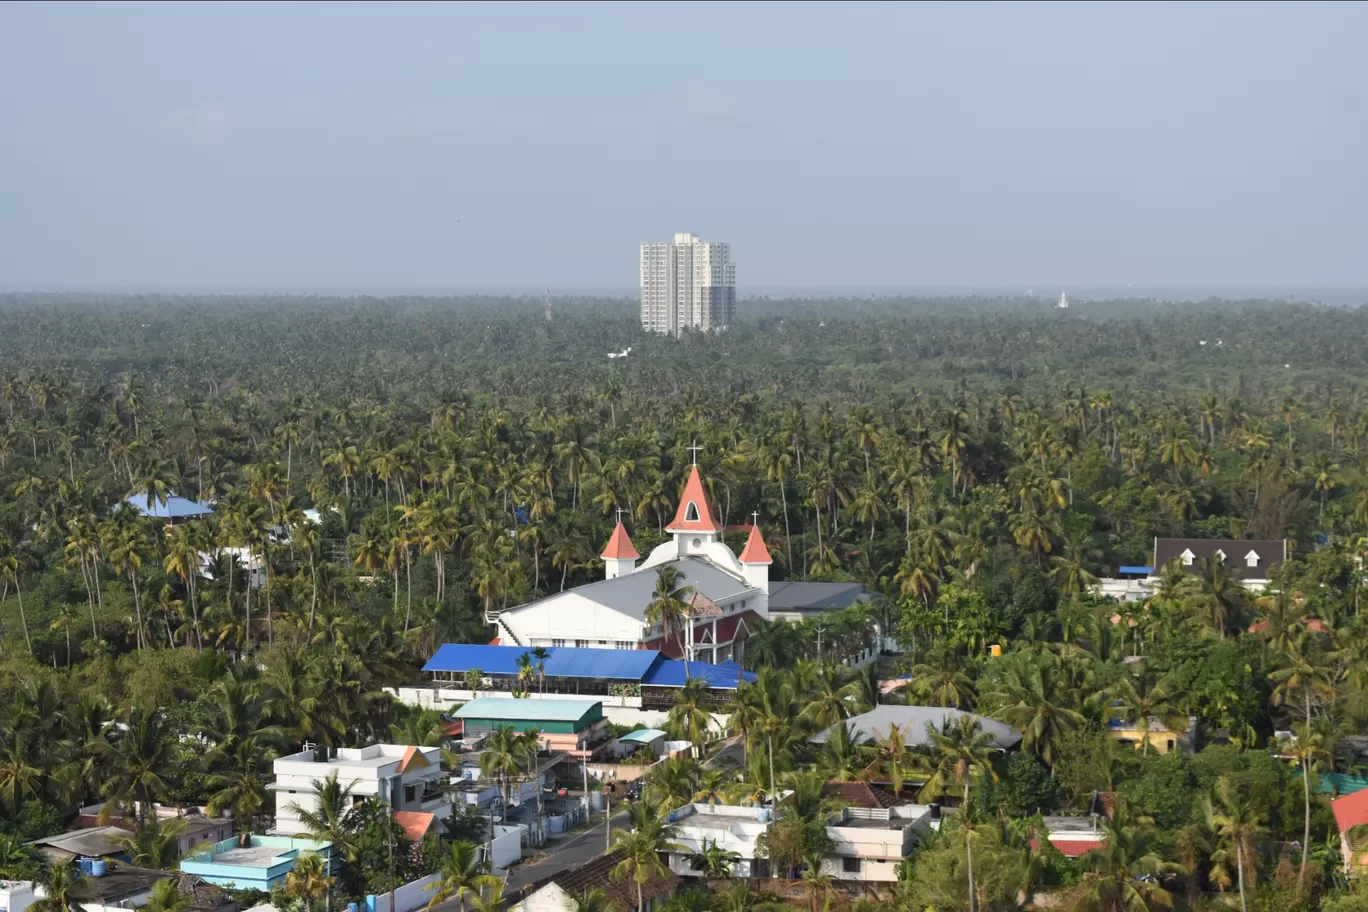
(544, 287), (552, 323)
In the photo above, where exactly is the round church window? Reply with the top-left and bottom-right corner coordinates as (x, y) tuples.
(692, 538), (702, 548)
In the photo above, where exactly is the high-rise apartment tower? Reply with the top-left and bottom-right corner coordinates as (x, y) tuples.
(640, 233), (735, 335)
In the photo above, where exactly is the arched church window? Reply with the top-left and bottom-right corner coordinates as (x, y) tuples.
(685, 501), (700, 522)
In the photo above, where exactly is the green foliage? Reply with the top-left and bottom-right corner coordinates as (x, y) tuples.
(1118, 751), (1197, 831)
(981, 753), (1059, 818)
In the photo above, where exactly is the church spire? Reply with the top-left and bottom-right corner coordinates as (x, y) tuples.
(666, 465), (721, 534)
(601, 519), (639, 580)
(739, 523), (772, 565)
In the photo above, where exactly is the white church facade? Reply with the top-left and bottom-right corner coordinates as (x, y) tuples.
(491, 466), (777, 665)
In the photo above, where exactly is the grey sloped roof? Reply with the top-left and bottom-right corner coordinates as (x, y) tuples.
(1152, 538), (1286, 579)
(811, 706), (1022, 750)
(519, 556), (753, 622)
(767, 581), (870, 611)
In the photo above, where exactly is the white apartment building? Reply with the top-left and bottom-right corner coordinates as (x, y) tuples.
(640, 233), (735, 335)
(664, 802), (934, 883)
(271, 744), (447, 836)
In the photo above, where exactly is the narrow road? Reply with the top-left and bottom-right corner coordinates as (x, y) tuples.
(429, 807), (631, 911)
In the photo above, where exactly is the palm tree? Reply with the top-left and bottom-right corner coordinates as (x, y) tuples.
(1278, 723), (1332, 896)
(143, 879), (190, 912)
(530, 645), (552, 695)
(0, 536), (33, 655)
(102, 707), (172, 823)
(424, 840), (496, 912)
(686, 838), (741, 878)
(1209, 776), (1267, 912)
(466, 880), (506, 912)
(478, 725), (525, 814)
(1110, 662), (1187, 758)
(1070, 809), (1183, 912)
(979, 653), (1084, 770)
(284, 852), (334, 912)
(918, 715), (999, 912)
(115, 817), (187, 869)
(645, 565), (695, 678)
(611, 801), (684, 912)
(286, 772), (362, 864)
(31, 860), (83, 912)
(1269, 636), (1336, 731)
(569, 887), (616, 912)
(163, 525), (204, 651)
(864, 724), (913, 796)
(667, 678), (714, 758)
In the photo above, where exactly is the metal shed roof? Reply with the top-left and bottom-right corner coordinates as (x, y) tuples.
(810, 706), (1022, 750)
(641, 659), (756, 688)
(454, 698), (602, 723)
(617, 729), (667, 744)
(123, 494), (215, 519)
(423, 644), (661, 680)
(767, 581), (869, 611)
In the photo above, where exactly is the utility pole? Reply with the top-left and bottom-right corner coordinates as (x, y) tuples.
(604, 789), (612, 854)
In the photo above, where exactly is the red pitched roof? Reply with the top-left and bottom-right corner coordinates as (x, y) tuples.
(392, 811), (437, 843)
(601, 521), (640, 560)
(1032, 837), (1108, 858)
(1333, 789), (1368, 834)
(739, 524), (773, 564)
(665, 466), (720, 533)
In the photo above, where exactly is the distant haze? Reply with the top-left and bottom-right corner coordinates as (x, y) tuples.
(2, 1), (1365, 291)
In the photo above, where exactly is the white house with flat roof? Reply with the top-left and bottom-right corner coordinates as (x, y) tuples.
(664, 802), (934, 883)
(271, 744), (446, 837)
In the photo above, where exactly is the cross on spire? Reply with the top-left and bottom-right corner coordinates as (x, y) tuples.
(615, 507), (629, 524)
(750, 510), (760, 525)
(686, 440), (704, 466)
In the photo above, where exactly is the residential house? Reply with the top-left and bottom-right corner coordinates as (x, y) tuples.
(271, 744), (446, 837)
(664, 801), (935, 884)
(180, 835), (335, 891)
(1332, 789), (1368, 873)
(810, 706), (1022, 752)
(75, 803), (235, 857)
(454, 699), (607, 753)
(512, 846), (677, 912)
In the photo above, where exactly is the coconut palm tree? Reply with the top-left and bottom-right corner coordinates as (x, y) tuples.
(1208, 776), (1267, 912)
(31, 860), (83, 912)
(1070, 805), (1183, 912)
(285, 852), (335, 912)
(645, 566), (695, 679)
(424, 840), (496, 912)
(101, 707), (172, 823)
(667, 678), (714, 758)
(115, 817), (187, 869)
(918, 715), (999, 912)
(286, 772), (362, 864)
(1109, 662), (1187, 758)
(611, 801), (684, 912)
(143, 879), (190, 912)
(1279, 723), (1333, 896)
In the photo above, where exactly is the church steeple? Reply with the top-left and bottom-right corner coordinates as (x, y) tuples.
(739, 519), (772, 592)
(601, 518), (639, 579)
(666, 465), (720, 535)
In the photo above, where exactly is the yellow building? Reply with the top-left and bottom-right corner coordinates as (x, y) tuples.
(1104, 717), (1194, 754)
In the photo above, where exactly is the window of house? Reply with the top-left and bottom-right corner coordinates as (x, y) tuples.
(1246, 552), (1260, 568)
(575, 639), (589, 648)
(552, 638), (566, 648)
(1180, 549), (1195, 566)
(405, 785), (416, 804)
(843, 857), (861, 874)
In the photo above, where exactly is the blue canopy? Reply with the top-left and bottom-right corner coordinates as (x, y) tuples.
(1117, 565), (1154, 575)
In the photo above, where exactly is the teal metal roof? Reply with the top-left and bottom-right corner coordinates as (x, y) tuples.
(618, 729), (667, 744)
(455, 698), (601, 723)
(1312, 771), (1368, 796)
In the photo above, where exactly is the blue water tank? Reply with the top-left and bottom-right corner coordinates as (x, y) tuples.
(757, 808), (773, 823)
(91, 860), (107, 878)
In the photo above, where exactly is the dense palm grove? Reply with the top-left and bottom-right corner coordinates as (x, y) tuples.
(5, 292), (1368, 912)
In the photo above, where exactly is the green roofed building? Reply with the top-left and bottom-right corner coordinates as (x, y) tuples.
(455, 698), (606, 751)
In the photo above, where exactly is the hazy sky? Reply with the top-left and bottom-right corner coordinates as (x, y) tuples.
(2, 1), (1365, 291)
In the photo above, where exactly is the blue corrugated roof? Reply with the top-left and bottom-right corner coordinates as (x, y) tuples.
(545, 647), (660, 680)
(641, 659), (757, 689)
(123, 494), (215, 519)
(1118, 565), (1154, 575)
(424, 644), (531, 676)
(423, 644), (662, 680)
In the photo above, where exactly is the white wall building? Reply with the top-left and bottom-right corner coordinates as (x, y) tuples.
(664, 802), (934, 883)
(640, 233), (735, 335)
(271, 744), (446, 836)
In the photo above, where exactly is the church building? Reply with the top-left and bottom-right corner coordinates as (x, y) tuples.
(491, 466), (776, 665)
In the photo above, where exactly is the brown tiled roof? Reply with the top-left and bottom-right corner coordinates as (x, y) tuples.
(823, 780), (900, 810)
(523, 847), (677, 909)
